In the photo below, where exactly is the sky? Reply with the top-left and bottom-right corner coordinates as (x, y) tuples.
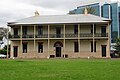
(0, 0), (119, 27)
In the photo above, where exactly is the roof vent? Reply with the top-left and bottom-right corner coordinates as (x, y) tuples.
(84, 8), (88, 15)
(35, 10), (39, 16)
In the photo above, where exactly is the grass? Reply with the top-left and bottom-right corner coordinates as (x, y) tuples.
(0, 59), (120, 80)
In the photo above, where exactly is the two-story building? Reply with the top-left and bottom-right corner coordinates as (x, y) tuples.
(8, 11), (111, 58)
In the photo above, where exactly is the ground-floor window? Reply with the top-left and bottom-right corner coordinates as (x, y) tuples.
(102, 45), (106, 57)
(74, 42), (79, 52)
(91, 41), (96, 52)
(22, 43), (27, 53)
(38, 42), (43, 53)
(91, 41), (93, 52)
(94, 41), (96, 52)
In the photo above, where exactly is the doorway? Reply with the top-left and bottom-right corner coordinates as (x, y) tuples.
(54, 41), (63, 57)
(101, 45), (106, 57)
(56, 47), (61, 57)
(13, 46), (18, 57)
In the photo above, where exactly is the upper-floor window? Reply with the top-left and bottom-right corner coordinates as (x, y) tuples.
(38, 26), (43, 35)
(22, 27), (27, 35)
(101, 26), (106, 33)
(101, 26), (106, 37)
(74, 25), (78, 34)
(91, 24), (96, 33)
(56, 27), (61, 38)
(13, 28), (18, 35)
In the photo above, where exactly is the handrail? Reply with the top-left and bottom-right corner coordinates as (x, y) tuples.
(9, 33), (108, 39)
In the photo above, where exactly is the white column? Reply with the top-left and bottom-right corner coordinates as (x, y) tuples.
(107, 23), (110, 58)
(63, 24), (66, 58)
(20, 25), (23, 56)
(78, 24), (80, 53)
(93, 24), (95, 53)
(48, 25), (50, 58)
(34, 25), (36, 57)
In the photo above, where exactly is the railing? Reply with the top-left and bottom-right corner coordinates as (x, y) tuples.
(9, 33), (108, 39)
(36, 34), (48, 38)
(9, 34), (20, 38)
(22, 34), (34, 38)
(49, 34), (64, 38)
(65, 34), (78, 38)
(80, 33), (93, 37)
(80, 33), (108, 37)
(95, 33), (108, 37)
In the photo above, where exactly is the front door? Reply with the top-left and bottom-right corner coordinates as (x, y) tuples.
(102, 45), (106, 57)
(56, 47), (61, 57)
(56, 27), (61, 38)
(13, 46), (18, 57)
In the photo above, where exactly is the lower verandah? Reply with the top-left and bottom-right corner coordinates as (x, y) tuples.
(10, 39), (110, 58)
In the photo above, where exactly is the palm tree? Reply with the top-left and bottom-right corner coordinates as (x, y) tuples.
(83, 6), (96, 15)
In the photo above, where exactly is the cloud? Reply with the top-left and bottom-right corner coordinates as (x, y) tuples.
(16, 0), (111, 10)
(0, 0), (115, 27)
(0, 0), (65, 27)
(15, 0), (80, 10)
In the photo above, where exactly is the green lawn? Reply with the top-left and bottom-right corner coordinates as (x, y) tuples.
(0, 59), (120, 80)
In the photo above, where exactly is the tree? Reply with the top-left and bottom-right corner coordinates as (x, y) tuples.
(111, 31), (118, 43)
(0, 27), (9, 48)
(83, 7), (96, 15)
(68, 11), (75, 15)
(114, 38), (120, 52)
(0, 45), (10, 57)
(0, 27), (8, 39)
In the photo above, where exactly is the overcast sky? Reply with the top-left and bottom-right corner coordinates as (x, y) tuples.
(0, 0), (119, 27)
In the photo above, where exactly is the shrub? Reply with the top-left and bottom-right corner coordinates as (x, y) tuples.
(0, 49), (7, 55)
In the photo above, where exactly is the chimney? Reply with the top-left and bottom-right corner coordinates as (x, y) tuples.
(84, 8), (88, 15)
(35, 10), (39, 16)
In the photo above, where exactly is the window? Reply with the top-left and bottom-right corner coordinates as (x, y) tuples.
(91, 24), (96, 33)
(101, 26), (106, 37)
(91, 41), (93, 52)
(101, 26), (106, 33)
(38, 42), (43, 53)
(56, 27), (61, 38)
(74, 42), (79, 52)
(94, 24), (96, 34)
(91, 41), (96, 52)
(38, 26), (43, 35)
(23, 43), (27, 53)
(94, 41), (96, 52)
(14, 28), (18, 35)
(74, 25), (78, 34)
(22, 27), (27, 35)
(14, 28), (19, 38)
